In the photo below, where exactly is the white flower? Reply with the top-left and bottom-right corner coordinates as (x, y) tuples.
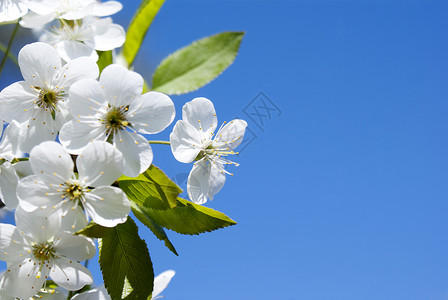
(0, 206), (95, 299)
(17, 141), (130, 228)
(71, 286), (109, 300)
(0, 0), (29, 23)
(40, 16), (125, 62)
(0, 121), (23, 209)
(0, 42), (99, 153)
(71, 270), (175, 300)
(20, 0), (122, 28)
(170, 98), (247, 204)
(59, 64), (176, 177)
(152, 270), (175, 299)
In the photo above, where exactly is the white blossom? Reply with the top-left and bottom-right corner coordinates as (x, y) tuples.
(17, 141), (130, 228)
(0, 0), (29, 23)
(0, 207), (95, 299)
(170, 98), (247, 204)
(20, 0), (122, 28)
(40, 16), (125, 62)
(59, 64), (175, 177)
(0, 121), (23, 209)
(152, 270), (175, 299)
(0, 42), (99, 153)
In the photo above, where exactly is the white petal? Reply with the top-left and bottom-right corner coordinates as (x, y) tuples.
(100, 65), (143, 107)
(58, 205), (88, 233)
(93, 19), (125, 51)
(18, 110), (59, 153)
(77, 141), (124, 187)
(1, 259), (48, 299)
(53, 232), (95, 261)
(54, 40), (98, 62)
(91, 1), (122, 16)
(0, 164), (19, 209)
(15, 205), (59, 242)
(114, 131), (153, 177)
(0, 224), (28, 263)
(207, 163), (226, 201)
(170, 120), (202, 163)
(29, 141), (73, 183)
(182, 97), (217, 136)
(19, 11), (56, 28)
(17, 175), (60, 212)
(19, 42), (61, 87)
(214, 119), (247, 150)
(0, 0), (29, 22)
(0, 81), (38, 123)
(152, 270), (175, 298)
(71, 286), (111, 300)
(59, 120), (107, 155)
(68, 78), (107, 116)
(0, 121), (23, 158)
(187, 161), (211, 205)
(51, 257), (93, 291)
(56, 57), (99, 88)
(128, 91), (175, 134)
(83, 187), (130, 227)
(14, 160), (33, 179)
(28, 0), (58, 15)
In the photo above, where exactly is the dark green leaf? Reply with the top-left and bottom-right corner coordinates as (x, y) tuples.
(122, 0), (166, 66)
(99, 217), (154, 300)
(75, 221), (112, 238)
(140, 197), (237, 235)
(118, 165), (181, 210)
(152, 31), (244, 95)
(97, 50), (113, 73)
(131, 202), (178, 256)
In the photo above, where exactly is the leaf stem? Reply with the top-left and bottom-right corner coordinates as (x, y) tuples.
(148, 140), (170, 145)
(0, 21), (20, 79)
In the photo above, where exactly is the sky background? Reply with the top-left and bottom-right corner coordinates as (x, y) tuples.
(1, 0), (448, 299)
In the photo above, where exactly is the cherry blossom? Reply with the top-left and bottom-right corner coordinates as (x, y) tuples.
(0, 42), (99, 152)
(0, 0), (29, 23)
(59, 64), (175, 177)
(40, 16), (125, 62)
(170, 98), (247, 204)
(17, 140), (130, 228)
(0, 207), (95, 299)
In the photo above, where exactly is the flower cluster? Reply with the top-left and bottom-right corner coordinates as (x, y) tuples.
(0, 0), (246, 298)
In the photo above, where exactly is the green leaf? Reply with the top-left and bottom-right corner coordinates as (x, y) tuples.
(152, 31), (244, 95)
(97, 50), (113, 73)
(118, 165), (181, 210)
(99, 217), (154, 300)
(131, 202), (178, 256)
(140, 197), (237, 235)
(75, 221), (112, 238)
(122, 0), (166, 66)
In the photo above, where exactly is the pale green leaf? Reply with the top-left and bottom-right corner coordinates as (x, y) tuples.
(122, 0), (165, 66)
(118, 165), (181, 210)
(139, 197), (237, 235)
(97, 50), (113, 73)
(99, 217), (154, 300)
(151, 31), (244, 95)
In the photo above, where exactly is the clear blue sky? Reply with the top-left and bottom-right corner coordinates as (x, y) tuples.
(2, 0), (448, 299)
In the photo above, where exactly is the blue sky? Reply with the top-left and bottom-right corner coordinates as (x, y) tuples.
(1, 0), (448, 299)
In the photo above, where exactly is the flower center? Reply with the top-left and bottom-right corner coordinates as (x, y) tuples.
(103, 105), (129, 136)
(34, 87), (62, 120)
(63, 180), (87, 203)
(32, 242), (55, 262)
